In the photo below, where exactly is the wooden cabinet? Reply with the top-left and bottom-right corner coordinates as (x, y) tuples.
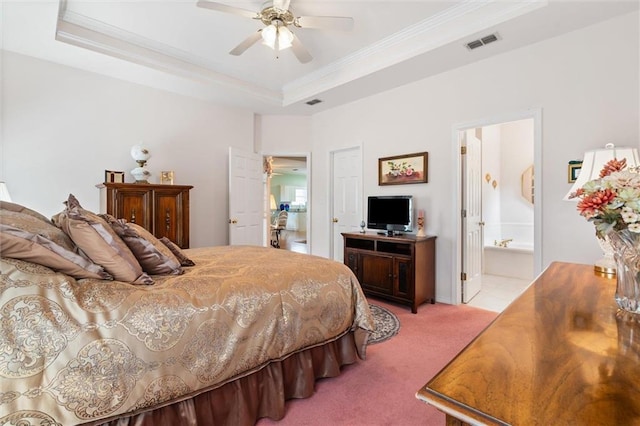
(97, 183), (193, 248)
(343, 232), (436, 313)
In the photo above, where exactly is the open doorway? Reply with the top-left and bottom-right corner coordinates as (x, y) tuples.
(458, 115), (540, 312)
(267, 156), (309, 254)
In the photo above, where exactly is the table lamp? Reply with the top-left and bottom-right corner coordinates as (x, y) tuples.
(0, 181), (11, 202)
(564, 143), (640, 275)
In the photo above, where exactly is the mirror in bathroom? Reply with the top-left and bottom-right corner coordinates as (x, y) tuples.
(521, 165), (534, 204)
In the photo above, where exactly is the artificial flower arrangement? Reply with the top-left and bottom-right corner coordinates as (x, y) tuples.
(569, 158), (640, 238)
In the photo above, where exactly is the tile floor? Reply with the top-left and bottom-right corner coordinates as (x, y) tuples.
(465, 274), (532, 312)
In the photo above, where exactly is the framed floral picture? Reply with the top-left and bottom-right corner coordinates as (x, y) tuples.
(378, 152), (428, 185)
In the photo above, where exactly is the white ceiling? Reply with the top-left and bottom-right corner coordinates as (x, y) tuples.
(2, 1), (638, 115)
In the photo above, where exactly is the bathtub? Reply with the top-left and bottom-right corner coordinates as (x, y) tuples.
(484, 241), (534, 281)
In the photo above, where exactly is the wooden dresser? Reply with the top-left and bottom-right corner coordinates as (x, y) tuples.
(416, 262), (640, 425)
(97, 183), (193, 248)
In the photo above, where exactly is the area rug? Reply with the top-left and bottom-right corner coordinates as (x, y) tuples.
(368, 304), (400, 344)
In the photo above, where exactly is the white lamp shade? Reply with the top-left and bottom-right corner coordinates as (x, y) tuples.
(261, 24), (277, 49)
(278, 26), (293, 50)
(564, 144), (640, 201)
(0, 182), (11, 202)
(131, 144), (151, 162)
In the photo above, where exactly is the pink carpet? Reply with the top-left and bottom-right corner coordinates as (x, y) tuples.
(257, 299), (498, 426)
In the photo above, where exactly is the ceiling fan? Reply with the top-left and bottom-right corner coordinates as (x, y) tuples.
(196, 0), (354, 63)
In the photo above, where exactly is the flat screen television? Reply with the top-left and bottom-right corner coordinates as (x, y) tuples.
(367, 195), (413, 234)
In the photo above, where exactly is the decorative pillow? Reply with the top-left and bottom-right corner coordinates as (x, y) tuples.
(100, 214), (183, 276)
(53, 194), (153, 285)
(160, 237), (196, 267)
(0, 200), (52, 224)
(1, 206), (77, 252)
(0, 223), (111, 280)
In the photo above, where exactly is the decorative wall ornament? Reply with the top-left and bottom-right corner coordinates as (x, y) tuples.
(264, 156), (273, 176)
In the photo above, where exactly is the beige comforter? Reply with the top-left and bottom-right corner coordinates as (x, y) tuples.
(0, 246), (374, 425)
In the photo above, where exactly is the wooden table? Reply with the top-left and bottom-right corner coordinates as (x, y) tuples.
(416, 262), (640, 425)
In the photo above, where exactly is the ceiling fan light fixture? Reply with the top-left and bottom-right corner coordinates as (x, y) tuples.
(261, 23), (277, 49)
(277, 26), (293, 50)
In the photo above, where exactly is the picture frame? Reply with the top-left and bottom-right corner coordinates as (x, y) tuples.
(105, 170), (125, 183)
(568, 161), (582, 183)
(378, 152), (428, 185)
(160, 171), (175, 185)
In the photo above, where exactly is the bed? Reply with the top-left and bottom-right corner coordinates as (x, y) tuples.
(0, 199), (374, 426)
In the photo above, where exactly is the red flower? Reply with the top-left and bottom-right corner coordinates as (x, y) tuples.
(599, 158), (627, 178)
(577, 188), (617, 216)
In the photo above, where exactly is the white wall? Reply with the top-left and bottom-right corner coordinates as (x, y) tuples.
(308, 11), (639, 303)
(481, 124), (502, 243)
(500, 119), (534, 226)
(2, 51), (255, 248)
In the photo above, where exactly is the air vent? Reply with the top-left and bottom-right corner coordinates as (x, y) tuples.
(306, 98), (322, 106)
(465, 32), (501, 50)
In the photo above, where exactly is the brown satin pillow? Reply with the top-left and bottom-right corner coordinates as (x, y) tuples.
(0, 223), (111, 280)
(160, 237), (195, 267)
(1, 206), (76, 252)
(100, 214), (183, 276)
(53, 194), (153, 285)
(0, 200), (52, 224)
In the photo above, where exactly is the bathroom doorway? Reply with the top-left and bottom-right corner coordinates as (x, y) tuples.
(458, 113), (541, 312)
(267, 156), (309, 254)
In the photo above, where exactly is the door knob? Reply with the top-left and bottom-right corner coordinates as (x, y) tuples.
(229, 219), (238, 224)
(478, 221), (485, 226)
(332, 218), (339, 223)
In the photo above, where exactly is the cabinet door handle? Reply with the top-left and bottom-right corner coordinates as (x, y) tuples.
(229, 219), (238, 224)
(165, 209), (171, 233)
(130, 209), (136, 224)
(332, 218), (339, 223)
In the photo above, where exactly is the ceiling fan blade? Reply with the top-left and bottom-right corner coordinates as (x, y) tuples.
(196, 0), (258, 20)
(290, 34), (312, 64)
(229, 31), (263, 56)
(296, 15), (354, 31)
(273, 0), (291, 12)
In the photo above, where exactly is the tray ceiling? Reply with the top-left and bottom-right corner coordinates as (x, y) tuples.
(2, 1), (638, 114)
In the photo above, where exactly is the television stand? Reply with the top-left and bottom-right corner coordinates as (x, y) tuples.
(342, 232), (436, 313)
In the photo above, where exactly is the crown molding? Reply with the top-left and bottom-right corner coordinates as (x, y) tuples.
(56, 4), (282, 105)
(282, 0), (548, 105)
(54, 0), (547, 108)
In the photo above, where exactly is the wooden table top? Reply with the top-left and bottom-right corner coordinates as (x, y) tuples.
(416, 262), (640, 425)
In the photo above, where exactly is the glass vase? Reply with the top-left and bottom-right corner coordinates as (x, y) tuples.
(607, 229), (640, 314)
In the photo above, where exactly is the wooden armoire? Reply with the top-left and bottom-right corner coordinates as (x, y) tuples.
(97, 182), (193, 248)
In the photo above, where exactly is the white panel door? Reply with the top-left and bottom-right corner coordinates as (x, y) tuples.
(462, 129), (483, 303)
(331, 147), (362, 262)
(228, 147), (263, 246)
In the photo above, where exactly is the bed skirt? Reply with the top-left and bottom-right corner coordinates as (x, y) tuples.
(94, 330), (364, 426)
